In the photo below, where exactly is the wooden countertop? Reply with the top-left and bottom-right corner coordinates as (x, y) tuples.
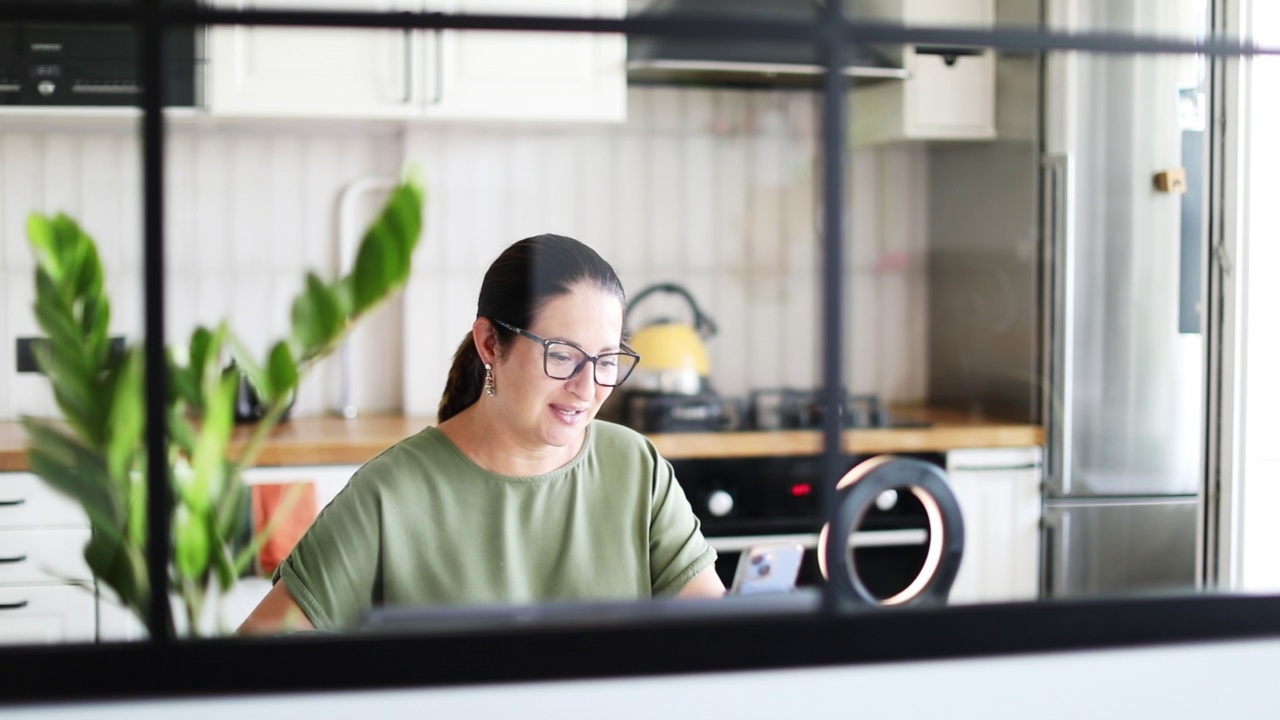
(0, 407), (1043, 472)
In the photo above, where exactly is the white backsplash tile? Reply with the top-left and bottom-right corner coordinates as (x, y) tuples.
(0, 88), (928, 423)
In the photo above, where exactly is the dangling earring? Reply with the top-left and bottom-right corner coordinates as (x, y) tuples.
(484, 363), (495, 397)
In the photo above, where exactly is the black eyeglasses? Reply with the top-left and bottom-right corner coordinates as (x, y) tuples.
(490, 319), (640, 387)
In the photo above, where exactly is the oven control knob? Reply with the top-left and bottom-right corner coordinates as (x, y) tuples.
(37, 80), (56, 97)
(706, 490), (734, 517)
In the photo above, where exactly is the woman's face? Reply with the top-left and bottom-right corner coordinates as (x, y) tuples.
(489, 283), (625, 451)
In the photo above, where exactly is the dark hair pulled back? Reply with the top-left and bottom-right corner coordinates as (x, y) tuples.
(436, 234), (626, 422)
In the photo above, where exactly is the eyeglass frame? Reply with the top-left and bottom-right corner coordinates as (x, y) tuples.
(488, 318), (641, 388)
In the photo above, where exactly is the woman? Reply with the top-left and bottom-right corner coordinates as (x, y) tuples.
(240, 234), (725, 634)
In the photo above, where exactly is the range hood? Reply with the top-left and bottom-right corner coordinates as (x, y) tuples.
(626, 0), (909, 87)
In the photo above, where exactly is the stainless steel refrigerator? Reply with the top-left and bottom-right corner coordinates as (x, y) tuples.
(925, 0), (1208, 599)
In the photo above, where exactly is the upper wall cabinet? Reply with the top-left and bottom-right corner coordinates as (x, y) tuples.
(421, 0), (626, 122)
(205, 0), (421, 118)
(205, 0), (626, 122)
(849, 0), (996, 146)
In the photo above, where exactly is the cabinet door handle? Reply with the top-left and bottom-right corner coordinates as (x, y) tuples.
(429, 15), (444, 106)
(915, 46), (984, 67)
(0, 499), (26, 507)
(0, 600), (29, 611)
(402, 25), (413, 104)
(0, 555), (27, 564)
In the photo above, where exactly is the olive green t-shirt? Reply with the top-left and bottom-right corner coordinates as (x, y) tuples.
(275, 420), (717, 629)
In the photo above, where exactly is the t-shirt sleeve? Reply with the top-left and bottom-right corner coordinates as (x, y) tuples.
(648, 456), (717, 595)
(273, 467), (382, 630)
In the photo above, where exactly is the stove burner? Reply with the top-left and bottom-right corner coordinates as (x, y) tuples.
(748, 389), (888, 430)
(621, 392), (742, 433)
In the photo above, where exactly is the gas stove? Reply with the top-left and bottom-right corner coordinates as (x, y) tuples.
(616, 387), (896, 434)
(747, 388), (889, 431)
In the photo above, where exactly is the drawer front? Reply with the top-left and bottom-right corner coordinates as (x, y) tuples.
(0, 584), (96, 645)
(0, 473), (91, 528)
(0, 528), (93, 585)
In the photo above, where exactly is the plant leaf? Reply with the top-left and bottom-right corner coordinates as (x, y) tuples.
(173, 504), (210, 582)
(83, 528), (149, 620)
(266, 341), (298, 406)
(350, 225), (395, 315)
(228, 332), (270, 405)
(290, 272), (343, 355)
(105, 348), (144, 486)
(189, 371), (236, 515)
(26, 213), (60, 278)
(21, 419), (122, 531)
(346, 179), (424, 316)
(127, 465), (147, 550)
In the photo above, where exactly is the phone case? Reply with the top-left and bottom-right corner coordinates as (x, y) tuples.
(729, 543), (806, 596)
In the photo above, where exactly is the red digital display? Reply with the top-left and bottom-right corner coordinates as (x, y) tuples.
(790, 482), (812, 497)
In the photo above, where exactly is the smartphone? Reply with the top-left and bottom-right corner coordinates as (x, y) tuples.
(729, 543), (805, 596)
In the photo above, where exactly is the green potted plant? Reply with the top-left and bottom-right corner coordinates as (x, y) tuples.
(21, 175), (424, 638)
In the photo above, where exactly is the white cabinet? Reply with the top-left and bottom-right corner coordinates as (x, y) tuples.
(0, 473), (97, 645)
(850, 0), (996, 145)
(945, 447), (1041, 605)
(206, 0), (626, 122)
(206, 0), (422, 118)
(422, 0), (626, 122)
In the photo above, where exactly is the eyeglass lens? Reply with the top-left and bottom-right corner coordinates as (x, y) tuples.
(544, 343), (637, 386)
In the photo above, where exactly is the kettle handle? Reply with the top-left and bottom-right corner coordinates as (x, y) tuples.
(627, 283), (717, 338)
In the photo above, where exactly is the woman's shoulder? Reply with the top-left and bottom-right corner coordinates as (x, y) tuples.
(346, 425), (460, 489)
(587, 420), (661, 462)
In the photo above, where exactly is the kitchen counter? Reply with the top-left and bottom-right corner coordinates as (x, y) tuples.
(0, 407), (1043, 471)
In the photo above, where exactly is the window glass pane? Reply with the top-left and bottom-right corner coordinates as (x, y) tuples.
(2, 0), (1255, 659)
(844, 1), (1211, 605)
(0, 110), (147, 645)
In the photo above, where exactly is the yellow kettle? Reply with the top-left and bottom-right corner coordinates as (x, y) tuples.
(626, 283), (717, 395)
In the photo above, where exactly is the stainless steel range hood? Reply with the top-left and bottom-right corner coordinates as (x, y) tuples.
(626, 0), (909, 87)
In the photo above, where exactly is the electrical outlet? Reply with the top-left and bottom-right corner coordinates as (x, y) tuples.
(16, 336), (126, 374)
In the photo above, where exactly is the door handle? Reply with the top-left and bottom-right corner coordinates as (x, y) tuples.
(0, 499), (26, 507)
(0, 555), (28, 564)
(1042, 154), (1074, 496)
(0, 600), (29, 611)
(1041, 512), (1070, 598)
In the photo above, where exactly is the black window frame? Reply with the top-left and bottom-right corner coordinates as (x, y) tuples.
(0, 0), (1276, 707)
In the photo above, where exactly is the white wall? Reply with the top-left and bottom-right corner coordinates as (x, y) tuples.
(0, 88), (929, 422)
(401, 88), (929, 417)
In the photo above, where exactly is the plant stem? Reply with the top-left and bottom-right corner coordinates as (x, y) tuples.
(232, 331), (350, 471)
(233, 399), (292, 471)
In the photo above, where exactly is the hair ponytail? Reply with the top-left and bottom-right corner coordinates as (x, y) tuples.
(437, 332), (486, 422)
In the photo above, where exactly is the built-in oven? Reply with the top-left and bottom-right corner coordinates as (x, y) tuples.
(670, 453), (946, 601)
(0, 0), (197, 107)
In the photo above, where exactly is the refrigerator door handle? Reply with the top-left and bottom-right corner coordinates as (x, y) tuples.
(1042, 154), (1074, 496)
(1041, 510), (1070, 598)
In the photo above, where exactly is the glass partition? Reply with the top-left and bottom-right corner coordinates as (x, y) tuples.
(0, 0), (1274, 702)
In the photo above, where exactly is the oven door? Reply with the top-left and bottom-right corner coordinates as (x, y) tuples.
(672, 454), (945, 600)
(707, 529), (930, 599)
